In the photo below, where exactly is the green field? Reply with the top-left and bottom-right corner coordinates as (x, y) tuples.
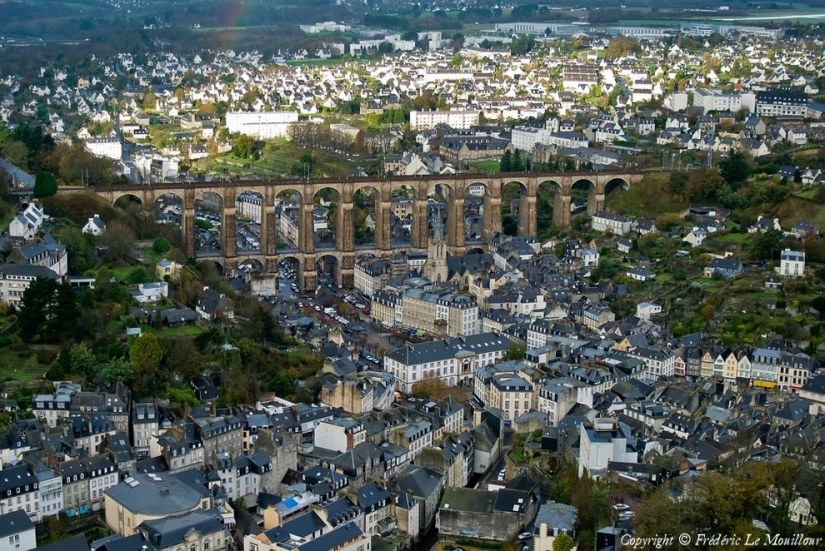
(711, 233), (751, 244)
(145, 325), (203, 337)
(469, 159), (501, 173)
(196, 139), (359, 179)
(0, 347), (50, 382)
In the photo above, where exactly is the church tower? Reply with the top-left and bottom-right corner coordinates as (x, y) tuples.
(424, 209), (448, 284)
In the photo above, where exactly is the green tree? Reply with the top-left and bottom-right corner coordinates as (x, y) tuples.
(18, 277), (58, 341)
(719, 150), (751, 187)
(153, 236), (171, 255)
(166, 384), (200, 406)
(100, 220), (136, 264)
(502, 343), (526, 361)
(34, 171), (57, 198)
(142, 90), (157, 110)
(604, 36), (641, 58)
(127, 267), (151, 285)
(553, 534), (575, 551)
(752, 228), (784, 261)
(130, 333), (164, 396)
(512, 149), (524, 172)
(686, 168), (725, 201)
(53, 226), (95, 273)
(233, 134), (257, 159)
(69, 342), (98, 380)
(592, 257), (619, 282)
(715, 184), (748, 209)
(510, 34), (536, 55)
(500, 150), (513, 172)
(98, 358), (133, 387)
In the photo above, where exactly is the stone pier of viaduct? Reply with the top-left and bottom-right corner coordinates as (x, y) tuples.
(93, 170), (644, 290)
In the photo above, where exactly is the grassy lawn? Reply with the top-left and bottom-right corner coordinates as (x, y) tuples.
(103, 266), (133, 282)
(744, 291), (780, 300)
(712, 233), (751, 244)
(198, 140), (359, 179)
(469, 159), (501, 173)
(793, 188), (817, 200)
(0, 347), (51, 382)
(509, 445), (526, 464)
(145, 325), (203, 337)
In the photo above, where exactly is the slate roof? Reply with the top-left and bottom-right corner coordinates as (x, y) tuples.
(0, 510), (33, 538)
(0, 464), (37, 493)
(393, 465), (443, 499)
(299, 522), (364, 551)
(356, 481), (390, 510)
(139, 510), (225, 548)
(0, 264), (60, 279)
(38, 535), (88, 551)
(262, 510), (327, 544)
(534, 501), (577, 535)
(105, 473), (204, 515)
(385, 332), (512, 366)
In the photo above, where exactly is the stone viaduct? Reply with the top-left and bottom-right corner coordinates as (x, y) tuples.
(93, 170), (644, 290)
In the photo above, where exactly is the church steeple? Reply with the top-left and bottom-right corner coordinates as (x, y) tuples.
(432, 207), (445, 243)
(424, 208), (448, 284)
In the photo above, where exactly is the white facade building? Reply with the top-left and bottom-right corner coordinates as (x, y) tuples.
(778, 249), (805, 277)
(226, 111), (299, 139)
(512, 126), (551, 151)
(692, 89), (742, 112)
(0, 510), (36, 551)
(236, 192), (263, 223)
(410, 110), (480, 130)
(36, 466), (63, 520)
(85, 137), (123, 160)
(578, 419), (637, 478)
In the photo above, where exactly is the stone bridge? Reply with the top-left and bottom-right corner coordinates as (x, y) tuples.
(92, 170), (645, 290)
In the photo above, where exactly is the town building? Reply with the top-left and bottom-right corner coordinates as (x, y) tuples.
(778, 249), (805, 277)
(385, 332), (512, 393)
(226, 111), (299, 139)
(577, 419), (638, 478)
(0, 265), (61, 306)
(104, 472), (212, 536)
(0, 510), (36, 551)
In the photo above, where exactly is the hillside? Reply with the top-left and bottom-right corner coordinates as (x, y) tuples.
(604, 171), (687, 217)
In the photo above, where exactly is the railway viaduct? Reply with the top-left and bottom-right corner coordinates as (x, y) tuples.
(93, 170), (645, 290)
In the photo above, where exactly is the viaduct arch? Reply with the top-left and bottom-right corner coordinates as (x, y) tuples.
(95, 170), (644, 291)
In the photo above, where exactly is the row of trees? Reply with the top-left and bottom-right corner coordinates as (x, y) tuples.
(500, 149), (530, 172)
